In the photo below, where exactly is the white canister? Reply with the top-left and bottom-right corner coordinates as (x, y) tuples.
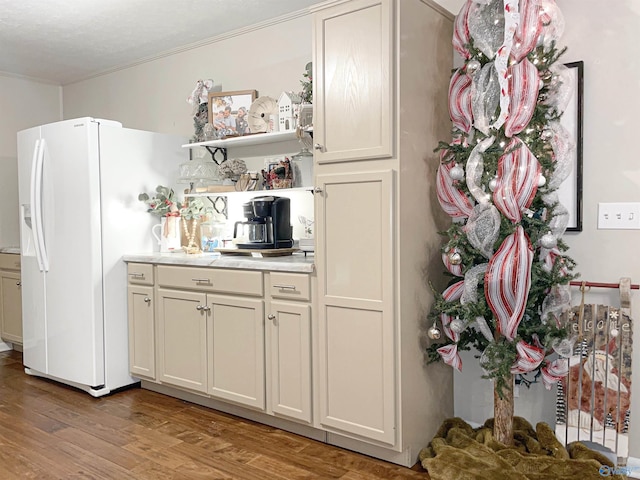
(152, 216), (182, 252)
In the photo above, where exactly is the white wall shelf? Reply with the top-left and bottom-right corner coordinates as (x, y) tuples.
(184, 187), (312, 198)
(182, 130), (299, 150)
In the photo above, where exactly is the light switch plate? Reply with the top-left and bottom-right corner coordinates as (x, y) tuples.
(597, 203), (640, 229)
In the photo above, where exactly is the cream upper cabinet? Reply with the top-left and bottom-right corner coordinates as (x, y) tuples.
(207, 294), (265, 410)
(0, 253), (22, 346)
(313, 0), (393, 164)
(315, 170), (395, 444)
(312, 0), (455, 464)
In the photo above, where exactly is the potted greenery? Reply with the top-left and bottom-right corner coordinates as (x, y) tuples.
(179, 198), (213, 253)
(138, 186), (183, 252)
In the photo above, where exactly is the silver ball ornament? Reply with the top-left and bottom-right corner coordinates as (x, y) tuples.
(449, 251), (463, 265)
(610, 328), (619, 338)
(488, 177), (498, 191)
(450, 318), (465, 333)
(449, 164), (464, 181)
(540, 232), (557, 249)
(428, 325), (442, 340)
(466, 60), (481, 75)
(541, 129), (553, 140)
(538, 175), (546, 187)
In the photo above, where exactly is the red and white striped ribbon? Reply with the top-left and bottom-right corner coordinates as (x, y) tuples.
(489, 0), (519, 131)
(492, 138), (541, 222)
(441, 281), (465, 342)
(540, 246), (568, 276)
(510, 0), (542, 63)
(541, 358), (569, 390)
(485, 226), (534, 341)
(437, 344), (463, 372)
(505, 58), (540, 137)
(510, 340), (545, 374)
(449, 69), (474, 133)
(436, 154), (474, 219)
(442, 251), (463, 277)
(453, 1), (472, 60)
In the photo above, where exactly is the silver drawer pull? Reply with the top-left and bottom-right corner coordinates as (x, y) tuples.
(273, 284), (297, 290)
(267, 314), (276, 320)
(192, 278), (211, 283)
(144, 297), (151, 303)
(16, 281), (21, 287)
(129, 273), (145, 278)
(196, 305), (204, 311)
(202, 306), (211, 312)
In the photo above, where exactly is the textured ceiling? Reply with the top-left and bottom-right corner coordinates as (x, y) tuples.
(0, 0), (322, 85)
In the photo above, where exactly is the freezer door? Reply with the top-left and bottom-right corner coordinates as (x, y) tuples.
(17, 126), (48, 374)
(39, 119), (105, 386)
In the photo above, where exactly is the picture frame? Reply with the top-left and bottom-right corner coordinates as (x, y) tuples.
(207, 89), (258, 136)
(558, 61), (584, 232)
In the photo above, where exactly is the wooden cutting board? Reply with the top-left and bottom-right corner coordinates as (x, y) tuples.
(214, 247), (300, 257)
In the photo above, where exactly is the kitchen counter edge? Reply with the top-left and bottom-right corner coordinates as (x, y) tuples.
(122, 252), (315, 273)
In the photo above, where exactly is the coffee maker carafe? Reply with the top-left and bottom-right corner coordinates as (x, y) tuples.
(233, 196), (293, 249)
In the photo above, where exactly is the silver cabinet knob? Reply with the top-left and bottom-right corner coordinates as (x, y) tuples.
(196, 305), (204, 311)
(267, 314), (276, 320)
(313, 143), (323, 151)
(202, 305), (211, 312)
(16, 281), (21, 287)
(144, 296), (151, 303)
(313, 187), (323, 194)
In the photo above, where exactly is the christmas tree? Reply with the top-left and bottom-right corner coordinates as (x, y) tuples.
(427, 0), (579, 445)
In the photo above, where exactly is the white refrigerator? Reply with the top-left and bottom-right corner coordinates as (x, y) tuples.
(17, 117), (187, 396)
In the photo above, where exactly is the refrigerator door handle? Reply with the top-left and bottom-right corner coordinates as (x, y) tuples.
(30, 138), (49, 272)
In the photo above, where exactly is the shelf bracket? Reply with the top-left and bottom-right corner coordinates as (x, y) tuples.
(204, 146), (227, 165)
(206, 195), (228, 219)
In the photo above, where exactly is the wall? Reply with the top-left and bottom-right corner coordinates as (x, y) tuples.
(0, 75), (61, 247)
(451, 0), (640, 459)
(62, 16), (313, 138)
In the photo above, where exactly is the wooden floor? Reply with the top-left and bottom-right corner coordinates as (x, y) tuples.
(0, 350), (430, 479)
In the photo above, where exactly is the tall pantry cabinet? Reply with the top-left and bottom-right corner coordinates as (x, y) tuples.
(311, 0), (455, 465)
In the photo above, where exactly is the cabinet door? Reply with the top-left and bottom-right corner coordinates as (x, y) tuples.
(127, 285), (155, 379)
(0, 270), (22, 344)
(268, 300), (312, 424)
(157, 288), (208, 393)
(315, 170), (396, 445)
(313, 0), (393, 163)
(207, 295), (265, 410)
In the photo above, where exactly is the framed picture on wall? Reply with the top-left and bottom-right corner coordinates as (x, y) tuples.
(207, 90), (257, 137)
(558, 61), (584, 232)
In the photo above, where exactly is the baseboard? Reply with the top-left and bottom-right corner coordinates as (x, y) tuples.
(0, 341), (12, 352)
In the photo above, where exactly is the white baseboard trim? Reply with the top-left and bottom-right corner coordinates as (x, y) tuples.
(0, 341), (12, 352)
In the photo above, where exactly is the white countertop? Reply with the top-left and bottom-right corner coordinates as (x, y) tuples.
(123, 251), (315, 273)
(0, 247), (20, 254)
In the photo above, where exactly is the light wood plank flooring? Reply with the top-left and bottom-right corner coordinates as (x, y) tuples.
(0, 350), (429, 479)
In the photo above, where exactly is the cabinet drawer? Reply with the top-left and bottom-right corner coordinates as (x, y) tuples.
(157, 265), (263, 297)
(269, 273), (310, 301)
(0, 254), (21, 271)
(127, 263), (154, 285)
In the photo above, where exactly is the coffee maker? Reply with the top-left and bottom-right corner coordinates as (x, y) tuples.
(233, 196), (293, 249)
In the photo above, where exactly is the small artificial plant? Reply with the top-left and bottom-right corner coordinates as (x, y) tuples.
(179, 197), (212, 221)
(179, 198), (213, 252)
(300, 62), (312, 104)
(138, 186), (181, 217)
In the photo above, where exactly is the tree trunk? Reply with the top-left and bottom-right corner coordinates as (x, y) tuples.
(493, 376), (514, 446)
